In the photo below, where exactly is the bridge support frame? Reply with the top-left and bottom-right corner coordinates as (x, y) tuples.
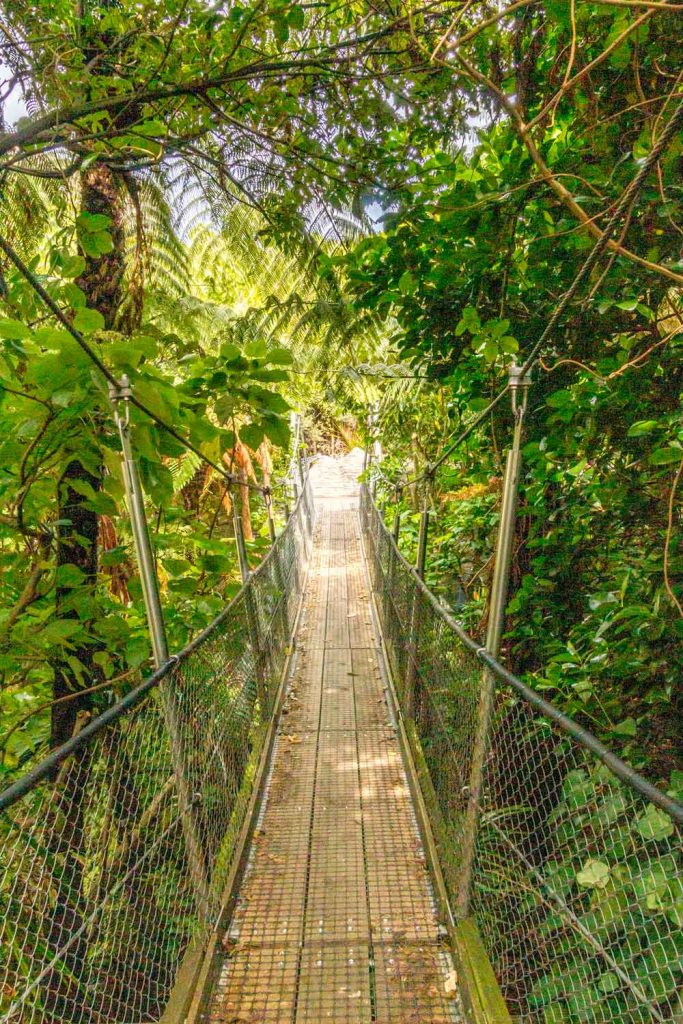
(232, 492), (269, 711)
(404, 487), (430, 719)
(456, 364), (531, 920)
(110, 375), (169, 668)
(264, 487), (292, 657)
(110, 376), (211, 922)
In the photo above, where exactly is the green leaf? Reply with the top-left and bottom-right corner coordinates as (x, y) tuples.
(483, 339), (498, 363)
(41, 620), (83, 642)
(249, 388), (290, 413)
(547, 390), (572, 408)
(287, 4), (305, 29)
(58, 254), (86, 279)
(455, 305), (480, 336)
(250, 368), (289, 383)
(77, 212), (111, 232)
(244, 339), (267, 358)
(627, 420), (658, 437)
(73, 308), (105, 334)
(612, 718), (636, 737)
(576, 860), (611, 889)
(55, 564), (86, 587)
(267, 347), (293, 365)
(239, 422), (265, 449)
(220, 343), (241, 363)
(635, 805), (674, 842)
(398, 270), (416, 295)
(262, 416), (290, 448)
(272, 14), (289, 42)
(163, 558), (193, 576)
(79, 230), (113, 257)
(214, 394), (236, 423)
(0, 319), (30, 340)
(597, 973), (619, 995)
(649, 447), (682, 466)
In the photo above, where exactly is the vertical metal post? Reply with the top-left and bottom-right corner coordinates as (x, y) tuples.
(232, 495), (268, 710)
(415, 503), (430, 582)
(110, 377), (168, 668)
(362, 407), (372, 475)
(264, 488), (277, 544)
(289, 411), (301, 505)
(367, 404), (380, 500)
(298, 457), (314, 560)
(110, 376), (210, 920)
(264, 488), (290, 642)
(392, 507), (401, 546)
(372, 400), (383, 465)
(232, 490), (250, 583)
(404, 488), (430, 719)
(456, 364), (531, 920)
(298, 451), (312, 555)
(384, 491), (402, 640)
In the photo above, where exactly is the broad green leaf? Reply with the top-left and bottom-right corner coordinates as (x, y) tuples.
(239, 422), (264, 449)
(220, 343), (241, 363)
(0, 319), (30, 340)
(576, 860), (611, 889)
(262, 416), (290, 448)
(627, 420), (658, 437)
(267, 347), (294, 365)
(635, 805), (674, 842)
(612, 718), (636, 737)
(649, 447), (682, 466)
(73, 308), (105, 334)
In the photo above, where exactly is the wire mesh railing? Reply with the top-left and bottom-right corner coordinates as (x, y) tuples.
(0, 472), (315, 1024)
(360, 485), (683, 1024)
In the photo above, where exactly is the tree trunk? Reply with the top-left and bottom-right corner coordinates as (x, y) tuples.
(46, 162), (129, 1021)
(51, 163), (127, 748)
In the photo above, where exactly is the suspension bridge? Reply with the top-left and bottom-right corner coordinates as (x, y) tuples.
(1, 451), (681, 1024)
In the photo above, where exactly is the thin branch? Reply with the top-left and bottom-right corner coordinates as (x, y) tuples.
(664, 458), (683, 617)
(525, 6), (657, 133)
(452, 53), (683, 285)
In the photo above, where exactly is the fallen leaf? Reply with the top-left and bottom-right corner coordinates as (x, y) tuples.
(444, 969), (458, 995)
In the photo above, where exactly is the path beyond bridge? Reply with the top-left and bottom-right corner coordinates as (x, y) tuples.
(208, 452), (461, 1022)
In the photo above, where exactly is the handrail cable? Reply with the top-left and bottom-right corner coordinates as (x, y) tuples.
(372, 95), (683, 492)
(0, 231), (278, 497)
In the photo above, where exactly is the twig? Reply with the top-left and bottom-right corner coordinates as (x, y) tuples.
(664, 458), (683, 617)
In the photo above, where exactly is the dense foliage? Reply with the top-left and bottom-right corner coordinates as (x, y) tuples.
(0, 0), (427, 774)
(342, 1), (683, 782)
(0, 2), (681, 1023)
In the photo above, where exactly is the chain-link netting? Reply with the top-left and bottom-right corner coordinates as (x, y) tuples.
(360, 486), (683, 1024)
(0, 474), (314, 1024)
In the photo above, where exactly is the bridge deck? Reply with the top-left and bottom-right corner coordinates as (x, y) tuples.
(208, 454), (461, 1023)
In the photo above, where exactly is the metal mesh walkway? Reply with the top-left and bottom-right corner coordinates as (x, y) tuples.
(208, 453), (462, 1023)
